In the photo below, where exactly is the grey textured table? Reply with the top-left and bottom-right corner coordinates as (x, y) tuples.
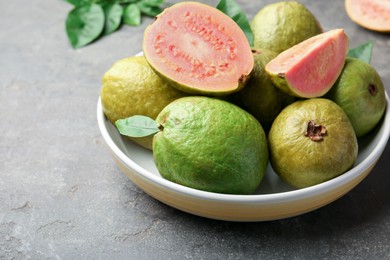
(1, 0), (390, 259)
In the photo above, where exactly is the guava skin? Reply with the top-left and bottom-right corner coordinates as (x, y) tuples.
(153, 96), (269, 195)
(230, 48), (295, 132)
(268, 98), (358, 188)
(326, 58), (386, 137)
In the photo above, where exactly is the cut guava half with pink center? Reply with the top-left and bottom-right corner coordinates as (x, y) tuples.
(265, 29), (349, 98)
(345, 0), (390, 32)
(142, 2), (254, 96)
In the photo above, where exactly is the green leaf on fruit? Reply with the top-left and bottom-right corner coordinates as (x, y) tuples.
(115, 115), (160, 137)
(66, 4), (105, 48)
(347, 41), (373, 64)
(216, 0), (254, 46)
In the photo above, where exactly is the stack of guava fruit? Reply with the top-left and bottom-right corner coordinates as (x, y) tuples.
(100, 1), (387, 194)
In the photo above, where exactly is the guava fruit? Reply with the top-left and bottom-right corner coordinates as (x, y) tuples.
(229, 48), (295, 132)
(251, 1), (322, 54)
(265, 29), (349, 98)
(100, 56), (187, 150)
(153, 96), (269, 194)
(142, 2), (254, 96)
(325, 57), (386, 137)
(268, 98), (358, 188)
(345, 0), (390, 32)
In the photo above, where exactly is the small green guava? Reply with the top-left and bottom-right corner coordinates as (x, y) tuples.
(268, 98), (358, 188)
(325, 57), (386, 137)
(230, 48), (295, 132)
(153, 96), (269, 194)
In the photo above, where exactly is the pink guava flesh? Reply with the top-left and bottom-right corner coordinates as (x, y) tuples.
(266, 29), (349, 98)
(143, 2), (253, 93)
(346, 0), (390, 32)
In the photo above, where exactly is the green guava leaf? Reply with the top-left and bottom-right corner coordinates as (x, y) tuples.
(103, 3), (123, 35)
(118, 0), (138, 3)
(137, 1), (163, 17)
(95, 0), (119, 4)
(347, 41), (373, 64)
(123, 4), (141, 26)
(115, 115), (160, 137)
(139, 0), (164, 7)
(65, 4), (105, 48)
(216, 0), (254, 46)
(66, 0), (91, 7)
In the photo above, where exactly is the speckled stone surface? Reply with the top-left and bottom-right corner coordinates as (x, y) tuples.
(1, 0), (390, 259)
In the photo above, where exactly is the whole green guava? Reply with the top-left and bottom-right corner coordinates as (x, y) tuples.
(251, 1), (322, 54)
(153, 96), (269, 194)
(100, 56), (187, 150)
(268, 98), (358, 188)
(325, 57), (386, 137)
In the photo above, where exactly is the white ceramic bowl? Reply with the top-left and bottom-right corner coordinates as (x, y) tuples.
(97, 93), (390, 221)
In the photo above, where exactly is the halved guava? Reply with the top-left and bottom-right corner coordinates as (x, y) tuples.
(265, 29), (349, 98)
(142, 2), (254, 96)
(345, 0), (390, 32)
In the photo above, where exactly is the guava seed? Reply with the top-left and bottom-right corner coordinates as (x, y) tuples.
(181, 12), (239, 74)
(152, 21), (236, 78)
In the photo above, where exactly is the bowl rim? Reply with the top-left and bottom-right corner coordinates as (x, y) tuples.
(97, 92), (390, 204)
